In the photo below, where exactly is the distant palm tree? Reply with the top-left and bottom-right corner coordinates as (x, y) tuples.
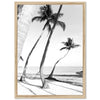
(19, 5), (65, 82)
(47, 38), (80, 79)
(39, 5), (66, 88)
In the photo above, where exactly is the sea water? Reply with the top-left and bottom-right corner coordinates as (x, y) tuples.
(18, 66), (82, 75)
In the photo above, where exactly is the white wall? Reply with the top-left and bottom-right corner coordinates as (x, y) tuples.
(0, 0), (100, 100)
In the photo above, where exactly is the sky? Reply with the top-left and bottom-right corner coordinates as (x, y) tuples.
(18, 4), (83, 71)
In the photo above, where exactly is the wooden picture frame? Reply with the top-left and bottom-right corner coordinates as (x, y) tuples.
(15, 2), (86, 98)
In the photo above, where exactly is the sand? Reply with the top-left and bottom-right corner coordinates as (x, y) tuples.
(17, 78), (83, 95)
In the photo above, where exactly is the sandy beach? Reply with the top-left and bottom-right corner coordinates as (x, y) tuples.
(17, 77), (83, 95)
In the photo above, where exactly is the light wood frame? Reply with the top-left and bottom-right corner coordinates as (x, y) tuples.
(15, 2), (86, 98)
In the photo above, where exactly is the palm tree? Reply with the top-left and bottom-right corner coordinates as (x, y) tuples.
(19, 5), (65, 82)
(19, 5), (52, 81)
(47, 38), (80, 79)
(39, 5), (66, 88)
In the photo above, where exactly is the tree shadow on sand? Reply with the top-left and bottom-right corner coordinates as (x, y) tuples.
(46, 75), (83, 87)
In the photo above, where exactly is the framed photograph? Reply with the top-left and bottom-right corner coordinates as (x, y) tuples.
(15, 2), (86, 98)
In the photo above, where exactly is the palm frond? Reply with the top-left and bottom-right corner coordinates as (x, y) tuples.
(42, 20), (51, 32)
(51, 13), (63, 19)
(74, 44), (80, 47)
(60, 47), (66, 51)
(46, 5), (53, 17)
(62, 42), (67, 46)
(40, 16), (47, 22)
(72, 44), (80, 48)
(38, 6), (46, 16)
(38, 5), (52, 19)
(56, 21), (66, 31)
(32, 16), (42, 22)
(40, 6), (46, 10)
(49, 19), (66, 31)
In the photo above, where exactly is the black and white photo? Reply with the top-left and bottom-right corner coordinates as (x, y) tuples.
(15, 2), (86, 98)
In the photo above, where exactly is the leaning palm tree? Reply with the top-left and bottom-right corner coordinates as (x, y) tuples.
(19, 5), (52, 81)
(39, 5), (66, 88)
(19, 5), (65, 82)
(47, 38), (80, 79)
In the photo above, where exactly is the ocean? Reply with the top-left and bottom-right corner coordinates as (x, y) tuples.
(18, 66), (82, 75)
(18, 66), (83, 87)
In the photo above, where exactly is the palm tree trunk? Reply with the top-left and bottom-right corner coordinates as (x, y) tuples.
(18, 5), (36, 62)
(19, 17), (51, 81)
(39, 5), (63, 88)
(48, 50), (69, 78)
(19, 32), (43, 81)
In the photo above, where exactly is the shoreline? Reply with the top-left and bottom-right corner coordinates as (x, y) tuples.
(18, 72), (83, 87)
